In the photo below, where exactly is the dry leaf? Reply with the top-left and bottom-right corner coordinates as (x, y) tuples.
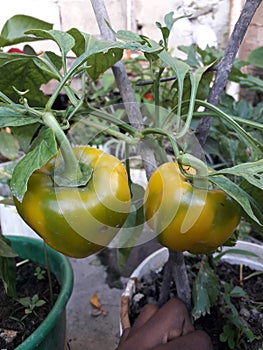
(90, 293), (102, 310)
(89, 293), (108, 317)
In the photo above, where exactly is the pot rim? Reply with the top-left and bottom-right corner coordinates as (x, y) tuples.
(4, 234), (74, 350)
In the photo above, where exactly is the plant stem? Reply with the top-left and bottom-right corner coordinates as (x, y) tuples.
(42, 111), (82, 181)
(154, 67), (165, 128)
(43, 243), (54, 306)
(86, 107), (138, 135)
(80, 119), (138, 144)
(141, 127), (180, 158)
(177, 153), (209, 189)
(37, 55), (79, 108)
(195, 0), (262, 146)
(193, 111), (263, 130)
(178, 153), (208, 176)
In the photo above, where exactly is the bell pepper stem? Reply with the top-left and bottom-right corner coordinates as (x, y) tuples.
(177, 153), (208, 189)
(42, 111), (82, 181)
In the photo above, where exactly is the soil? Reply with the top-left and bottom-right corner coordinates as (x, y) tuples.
(0, 258), (60, 349)
(129, 257), (263, 350)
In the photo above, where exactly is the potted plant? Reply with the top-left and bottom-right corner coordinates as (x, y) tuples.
(0, 1), (262, 349)
(0, 235), (74, 349)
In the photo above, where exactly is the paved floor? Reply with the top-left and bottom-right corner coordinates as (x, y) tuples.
(66, 254), (124, 350)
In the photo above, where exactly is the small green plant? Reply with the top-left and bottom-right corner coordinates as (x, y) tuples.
(34, 266), (46, 280)
(17, 294), (46, 321)
(220, 284), (259, 349)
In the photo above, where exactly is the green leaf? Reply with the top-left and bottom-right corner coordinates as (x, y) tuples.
(239, 75), (263, 93)
(164, 12), (176, 31)
(0, 255), (17, 298)
(69, 29), (123, 79)
(67, 28), (91, 56)
(244, 271), (263, 281)
(32, 51), (62, 79)
(192, 259), (220, 318)
(164, 12), (192, 31)
(155, 22), (170, 45)
(220, 325), (235, 349)
(0, 129), (19, 160)
(35, 299), (46, 307)
(248, 47), (263, 69)
(0, 14), (53, 47)
(0, 105), (41, 128)
(18, 296), (31, 307)
(27, 29), (75, 57)
(116, 31), (163, 54)
(230, 286), (246, 298)
(11, 123), (42, 153)
(209, 175), (262, 226)
(87, 49), (123, 80)
(0, 236), (17, 258)
(116, 30), (144, 43)
(215, 159), (263, 190)
(240, 180), (263, 230)
(10, 127), (57, 201)
(0, 53), (56, 105)
(158, 50), (190, 118)
(59, 37), (123, 83)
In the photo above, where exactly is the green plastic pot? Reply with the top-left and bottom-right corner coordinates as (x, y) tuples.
(5, 235), (74, 350)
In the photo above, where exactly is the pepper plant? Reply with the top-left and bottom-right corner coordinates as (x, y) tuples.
(0, 7), (262, 347)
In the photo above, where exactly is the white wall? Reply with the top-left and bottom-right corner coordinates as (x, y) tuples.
(1, 0), (230, 53)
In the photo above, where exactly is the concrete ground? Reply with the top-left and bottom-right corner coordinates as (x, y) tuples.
(66, 254), (124, 350)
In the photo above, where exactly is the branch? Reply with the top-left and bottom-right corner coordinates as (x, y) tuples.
(90, 0), (156, 179)
(158, 250), (192, 312)
(195, 0), (262, 146)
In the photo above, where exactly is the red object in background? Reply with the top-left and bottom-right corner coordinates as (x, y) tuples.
(144, 92), (154, 101)
(7, 48), (24, 54)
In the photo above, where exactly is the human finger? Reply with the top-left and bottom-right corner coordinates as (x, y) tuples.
(152, 330), (213, 350)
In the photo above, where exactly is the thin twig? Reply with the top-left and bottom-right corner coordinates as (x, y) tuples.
(43, 242), (54, 306)
(195, 0), (262, 147)
(136, 75), (177, 86)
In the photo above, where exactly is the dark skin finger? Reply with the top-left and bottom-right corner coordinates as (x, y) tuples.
(152, 330), (213, 350)
(116, 298), (195, 350)
(127, 304), (159, 339)
(118, 304), (158, 346)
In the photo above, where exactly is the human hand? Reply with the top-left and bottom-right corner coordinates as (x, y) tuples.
(116, 298), (213, 350)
